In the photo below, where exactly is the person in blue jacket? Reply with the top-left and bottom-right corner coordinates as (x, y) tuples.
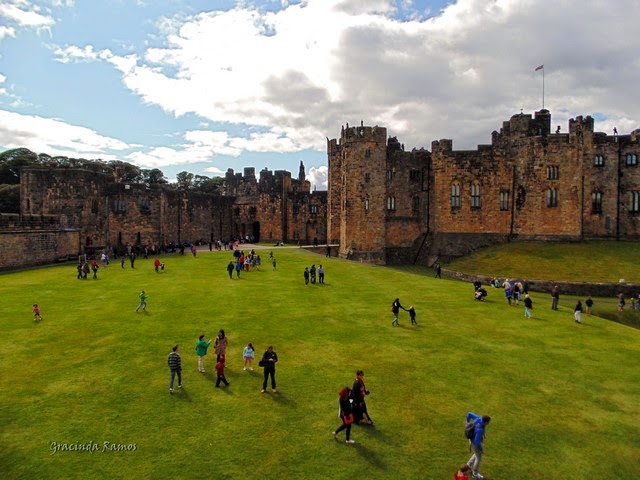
(465, 412), (491, 480)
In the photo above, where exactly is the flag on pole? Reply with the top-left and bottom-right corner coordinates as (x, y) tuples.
(535, 64), (544, 71)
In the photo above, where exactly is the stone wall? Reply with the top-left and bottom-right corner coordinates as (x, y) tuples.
(0, 228), (79, 271)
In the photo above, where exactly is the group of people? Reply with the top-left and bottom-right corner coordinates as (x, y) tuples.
(332, 370), (375, 444)
(391, 298), (417, 326)
(168, 330), (279, 394)
(303, 264), (325, 285)
(227, 249), (264, 278)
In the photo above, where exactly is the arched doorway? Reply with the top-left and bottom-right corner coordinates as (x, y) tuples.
(252, 221), (260, 243)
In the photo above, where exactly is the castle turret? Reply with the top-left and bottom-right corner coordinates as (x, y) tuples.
(327, 123), (388, 263)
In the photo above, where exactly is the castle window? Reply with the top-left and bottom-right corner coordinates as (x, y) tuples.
(140, 197), (150, 214)
(500, 190), (510, 211)
(364, 198), (370, 211)
(594, 154), (605, 167)
(91, 199), (99, 214)
(451, 182), (461, 209)
(310, 206), (318, 214)
(412, 196), (420, 216)
(625, 154), (638, 166)
(546, 188), (558, 208)
(365, 149), (371, 158)
(387, 169), (395, 180)
(409, 169), (420, 181)
(293, 205), (299, 215)
(387, 196), (396, 211)
(471, 182), (481, 209)
(364, 173), (370, 183)
(630, 191), (640, 213)
(591, 191), (603, 213)
(114, 198), (127, 213)
(546, 166), (559, 180)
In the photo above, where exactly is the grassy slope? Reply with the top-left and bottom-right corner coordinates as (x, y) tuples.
(445, 241), (640, 283)
(0, 245), (638, 479)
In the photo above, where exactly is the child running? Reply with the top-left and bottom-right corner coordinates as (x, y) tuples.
(33, 304), (42, 322)
(243, 342), (255, 371)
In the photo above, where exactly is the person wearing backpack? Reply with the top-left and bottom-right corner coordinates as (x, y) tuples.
(465, 412), (491, 480)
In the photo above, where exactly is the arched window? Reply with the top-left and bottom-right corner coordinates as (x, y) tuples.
(630, 191), (640, 213)
(386, 196), (396, 211)
(546, 188), (558, 208)
(625, 154), (638, 166)
(546, 166), (559, 180)
(500, 190), (510, 211)
(591, 191), (603, 213)
(594, 154), (605, 167)
(471, 182), (481, 209)
(364, 198), (370, 212)
(451, 182), (461, 209)
(412, 196), (420, 215)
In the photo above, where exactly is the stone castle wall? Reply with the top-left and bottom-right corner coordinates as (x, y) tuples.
(0, 214), (79, 270)
(328, 110), (640, 265)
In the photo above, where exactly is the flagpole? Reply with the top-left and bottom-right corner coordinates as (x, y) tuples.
(535, 64), (545, 109)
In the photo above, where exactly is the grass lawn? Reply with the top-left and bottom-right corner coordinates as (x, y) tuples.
(0, 245), (638, 479)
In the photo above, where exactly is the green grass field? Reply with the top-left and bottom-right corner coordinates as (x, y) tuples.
(1, 244), (638, 479)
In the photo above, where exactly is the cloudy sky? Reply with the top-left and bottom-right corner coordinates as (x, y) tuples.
(1, 0), (638, 189)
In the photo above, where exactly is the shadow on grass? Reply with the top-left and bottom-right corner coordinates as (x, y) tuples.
(172, 388), (192, 402)
(351, 441), (387, 470)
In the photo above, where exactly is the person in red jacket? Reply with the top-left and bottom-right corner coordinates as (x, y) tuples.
(332, 386), (355, 444)
(454, 464), (470, 480)
(215, 355), (230, 387)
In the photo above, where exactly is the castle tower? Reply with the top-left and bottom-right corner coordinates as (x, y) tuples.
(327, 123), (388, 262)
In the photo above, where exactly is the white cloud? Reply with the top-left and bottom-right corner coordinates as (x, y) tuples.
(0, 2), (54, 28)
(81, 0), (637, 152)
(0, 109), (130, 158)
(0, 25), (16, 39)
(307, 165), (327, 191)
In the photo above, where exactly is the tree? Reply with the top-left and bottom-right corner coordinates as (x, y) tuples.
(0, 148), (39, 184)
(143, 168), (167, 185)
(176, 171), (194, 190)
(193, 175), (224, 194)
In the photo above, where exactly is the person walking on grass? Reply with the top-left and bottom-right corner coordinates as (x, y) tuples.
(465, 412), (491, 480)
(391, 298), (406, 326)
(243, 342), (255, 371)
(168, 345), (183, 394)
(196, 334), (212, 373)
(524, 294), (533, 319)
(227, 261), (234, 279)
(551, 285), (560, 310)
(351, 370), (373, 425)
(332, 386), (355, 444)
(574, 299), (583, 324)
(135, 290), (148, 312)
(32, 304), (42, 322)
(585, 295), (594, 315)
(215, 330), (228, 362)
(260, 345), (278, 393)
(215, 355), (230, 387)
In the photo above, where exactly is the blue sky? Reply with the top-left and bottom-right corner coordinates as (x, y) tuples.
(1, 0), (638, 189)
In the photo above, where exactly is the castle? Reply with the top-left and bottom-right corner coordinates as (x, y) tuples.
(327, 110), (640, 264)
(0, 162), (327, 270)
(1, 109), (639, 270)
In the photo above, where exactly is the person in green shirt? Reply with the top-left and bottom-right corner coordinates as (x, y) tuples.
(196, 334), (212, 372)
(135, 290), (148, 312)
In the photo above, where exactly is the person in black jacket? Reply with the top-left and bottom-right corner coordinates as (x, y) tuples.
(260, 346), (278, 393)
(351, 370), (373, 425)
(332, 387), (355, 444)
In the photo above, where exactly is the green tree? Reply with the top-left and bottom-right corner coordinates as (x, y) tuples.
(176, 171), (194, 190)
(143, 168), (167, 184)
